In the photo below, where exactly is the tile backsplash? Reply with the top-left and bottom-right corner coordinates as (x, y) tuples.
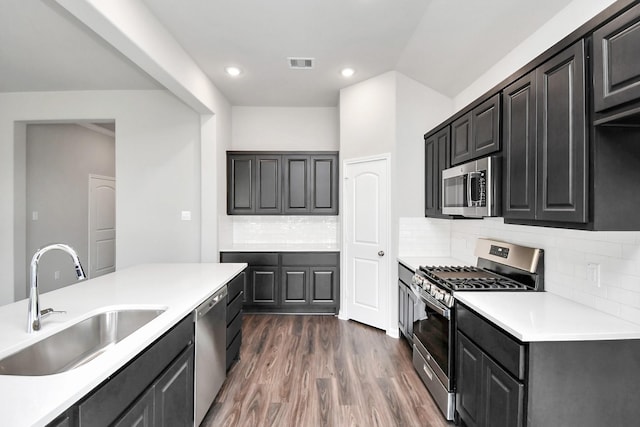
(226, 216), (339, 245)
(401, 216), (640, 325)
(399, 217), (451, 256)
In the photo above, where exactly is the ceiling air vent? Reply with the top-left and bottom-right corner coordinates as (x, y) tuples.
(288, 57), (314, 69)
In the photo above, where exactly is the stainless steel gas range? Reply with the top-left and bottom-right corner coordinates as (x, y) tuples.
(408, 238), (544, 421)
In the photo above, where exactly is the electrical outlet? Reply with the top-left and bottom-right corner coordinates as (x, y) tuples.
(587, 263), (600, 287)
(54, 271), (60, 280)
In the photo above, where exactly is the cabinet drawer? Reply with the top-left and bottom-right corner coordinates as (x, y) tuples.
(398, 262), (414, 285)
(227, 271), (245, 302)
(281, 252), (339, 266)
(226, 311), (242, 345)
(456, 303), (525, 380)
(226, 332), (242, 370)
(227, 291), (243, 323)
(220, 252), (278, 266)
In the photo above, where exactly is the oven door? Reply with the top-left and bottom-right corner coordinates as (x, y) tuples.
(410, 284), (455, 420)
(409, 284), (452, 389)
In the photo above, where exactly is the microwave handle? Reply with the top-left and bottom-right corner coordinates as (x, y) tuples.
(468, 171), (482, 205)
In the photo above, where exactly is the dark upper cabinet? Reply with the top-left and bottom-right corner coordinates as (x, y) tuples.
(451, 94), (501, 165)
(227, 154), (255, 214)
(536, 40), (587, 223)
(283, 155), (310, 214)
(228, 151), (338, 215)
(424, 126), (451, 218)
(502, 72), (537, 220)
(255, 155), (282, 214)
(310, 155), (338, 214)
(502, 40), (587, 224)
(451, 112), (473, 165)
(593, 3), (640, 113)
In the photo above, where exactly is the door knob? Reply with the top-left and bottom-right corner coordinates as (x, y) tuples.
(378, 251), (385, 257)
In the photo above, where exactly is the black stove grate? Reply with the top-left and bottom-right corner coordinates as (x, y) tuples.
(418, 265), (529, 291)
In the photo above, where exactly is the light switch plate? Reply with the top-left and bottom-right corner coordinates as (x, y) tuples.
(181, 211), (191, 221)
(587, 263), (600, 287)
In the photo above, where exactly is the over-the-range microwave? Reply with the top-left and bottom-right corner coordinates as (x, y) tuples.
(441, 156), (501, 218)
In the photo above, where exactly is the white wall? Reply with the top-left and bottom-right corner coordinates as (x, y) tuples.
(340, 72), (397, 161)
(24, 124), (115, 296)
(231, 106), (339, 151)
(0, 90), (204, 305)
(454, 0), (617, 110)
(396, 73), (453, 217)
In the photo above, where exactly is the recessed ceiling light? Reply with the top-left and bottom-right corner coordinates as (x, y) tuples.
(341, 68), (355, 78)
(225, 66), (242, 77)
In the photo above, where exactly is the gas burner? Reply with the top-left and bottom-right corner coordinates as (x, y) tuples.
(418, 264), (532, 291)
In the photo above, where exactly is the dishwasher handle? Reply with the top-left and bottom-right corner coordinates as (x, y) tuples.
(196, 287), (227, 320)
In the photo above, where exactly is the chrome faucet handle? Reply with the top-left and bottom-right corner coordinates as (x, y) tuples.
(40, 307), (66, 317)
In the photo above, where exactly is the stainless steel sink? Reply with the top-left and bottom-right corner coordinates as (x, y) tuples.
(0, 308), (165, 376)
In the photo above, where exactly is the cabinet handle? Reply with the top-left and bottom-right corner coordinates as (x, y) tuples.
(423, 363), (433, 381)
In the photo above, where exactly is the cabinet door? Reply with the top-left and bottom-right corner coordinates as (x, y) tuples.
(250, 266), (279, 305)
(282, 267), (309, 304)
(503, 73), (537, 220)
(398, 282), (407, 335)
(283, 155), (310, 214)
(255, 155), (281, 214)
(472, 94), (501, 158)
(227, 154), (254, 214)
(310, 154), (338, 214)
(593, 3), (640, 112)
(425, 126), (450, 218)
(482, 354), (524, 427)
(536, 40), (587, 223)
(114, 387), (154, 427)
(451, 111), (473, 165)
(456, 332), (483, 427)
(406, 286), (415, 340)
(310, 266), (338, 306)
(154, 345), (194, 427)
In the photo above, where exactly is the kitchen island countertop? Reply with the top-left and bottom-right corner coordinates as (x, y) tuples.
(0, 262), (246, 427)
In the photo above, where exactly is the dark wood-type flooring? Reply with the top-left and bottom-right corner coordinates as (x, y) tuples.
(202, 314), (453, 427)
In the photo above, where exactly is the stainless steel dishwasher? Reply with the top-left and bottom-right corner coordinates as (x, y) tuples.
(194, 286), (227, 426)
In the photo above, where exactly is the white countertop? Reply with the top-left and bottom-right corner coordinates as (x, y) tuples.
(397, 256), (467, 272)
(0, 262), (246, 427)
(455, 291), (640, 342)
(220, 243), (340, 252)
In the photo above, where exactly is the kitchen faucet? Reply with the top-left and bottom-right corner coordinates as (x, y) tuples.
(28, 243), (86, 333)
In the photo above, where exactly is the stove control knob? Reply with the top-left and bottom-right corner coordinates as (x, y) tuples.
(423, 282), (431, 292)
(444, 294), (454, 307)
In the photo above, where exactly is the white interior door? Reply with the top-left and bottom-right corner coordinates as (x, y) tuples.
(344, 156), (389, 330)
(89, 175), (116, 278)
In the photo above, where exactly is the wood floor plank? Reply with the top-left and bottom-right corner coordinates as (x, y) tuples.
(203, 314), (454, 427)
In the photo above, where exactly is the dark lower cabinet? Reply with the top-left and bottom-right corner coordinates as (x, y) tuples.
(226, 270), (244, 370)
(220, 251), (340, 314)
(424, 126), (451, 218)
(457, 332), (524, 427)
(397, 262), (416, 344)
(47, 315), (194, 427)
(250, 266), (279, 305)
(456, 302), (640, 427)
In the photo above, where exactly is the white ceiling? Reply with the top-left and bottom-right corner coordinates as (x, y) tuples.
(1, 0), (574, 106)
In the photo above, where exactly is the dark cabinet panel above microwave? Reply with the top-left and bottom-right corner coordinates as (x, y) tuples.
(424, 126), (452, 219)
(451, 94), (501, 166)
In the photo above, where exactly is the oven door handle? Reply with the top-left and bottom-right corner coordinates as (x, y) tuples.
(409, 283), (450, 319)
